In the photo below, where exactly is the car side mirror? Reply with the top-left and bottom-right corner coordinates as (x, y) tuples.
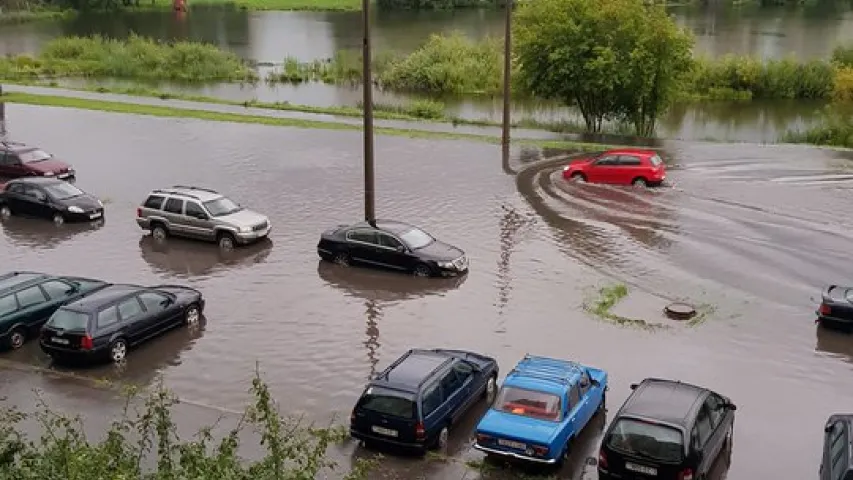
(396, 245), (406, 253)
(590, 377), (600, 387)
(160, 298), (174, 307)
(195, 213), (209, 220)
(727, 403), (737, 411)
(629, 383), (638, 390)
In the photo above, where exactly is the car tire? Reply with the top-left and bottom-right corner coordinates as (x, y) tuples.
(0, 205), (11, 220)
(598, 391), (606, 415)
(333, 251), (350, 267)
(571, 172), (586, 182)
(413, 263), (432, 277)
(52, 213), (65, 226)
(484, 374), (497, 404)
(558, 437), (573, 466)
(7, 327), (25, 350)
(184, 304), (201, 328)
(632, 177), (648, 188)
(151, 223), (168, 241)
(109, 338), (128, 364)
(217, 232), (236, 250)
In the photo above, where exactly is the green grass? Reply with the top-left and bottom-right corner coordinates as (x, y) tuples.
(0, 91), (631, 151)
(143, 0), (362, 10)
(583, 283), (668, 330)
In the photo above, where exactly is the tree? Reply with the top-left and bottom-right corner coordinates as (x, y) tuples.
(513, 0), (694, 136)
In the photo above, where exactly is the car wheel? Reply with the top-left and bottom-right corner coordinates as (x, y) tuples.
(151, 223), (168, 241)
(571, 172), (586, 182)
(484, 374), (497, 404)
(559, 437), (573, 465)
(632, 177), (648, 188)
(436, 426), (449, 451)
(184, 304), (201, 328)
(7, 327), (25, 350)
(52, 213), (65, 226)
(217, 232), (236, 250)
(413, 263), (432, 277)
(333, 252), (350, 267)
(109, 338), (128, 363)
(0, 205), (11, 220)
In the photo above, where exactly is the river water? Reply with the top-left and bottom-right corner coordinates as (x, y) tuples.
(2, 4), (852, 142)
(2, 103), (853, 478)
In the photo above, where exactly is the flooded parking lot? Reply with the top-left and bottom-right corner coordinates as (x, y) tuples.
(3, 103), (853, 478)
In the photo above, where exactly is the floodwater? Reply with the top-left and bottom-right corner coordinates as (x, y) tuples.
(2, 103), (853, 479)
(2, 4), (850, 142)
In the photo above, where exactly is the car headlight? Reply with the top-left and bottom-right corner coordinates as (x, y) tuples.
(67, 206), (83, 213)
(563, 166), (571, 172)
(437, 260), (454, 269)
(44, 171), (55, 176)
(239, 226), (251, 233)
(97, 199), (103, 207)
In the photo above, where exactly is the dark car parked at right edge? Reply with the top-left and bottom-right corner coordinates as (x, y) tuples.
(350, 348), (498, 453)
(821, 414), (853, 480)
(598, 378), (736, 480)
(40, 283), (205, 364)
(317, 220), (468, 277)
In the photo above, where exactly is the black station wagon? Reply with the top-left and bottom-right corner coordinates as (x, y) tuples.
(0, 271), (109, 350)
(598, 378), (736, 480)
(350, 348), (498, 453)
(40, 283), (205, 364)
(822, 414), (853, 480)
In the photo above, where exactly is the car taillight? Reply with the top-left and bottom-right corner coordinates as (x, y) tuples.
(81, 335), (93, 350)
(678, 467), (694, 480)
(532, 445), (549, 456)
(819, 303), (831, 315)
(476, 433), (491, 444)
(415, 422), (425, 440)
(598, 449), (608, 469)
(136, 207), (142, 217)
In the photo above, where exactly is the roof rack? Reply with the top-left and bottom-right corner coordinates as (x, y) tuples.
(509, 355), (583, 387)
(171, 185), (219, 195)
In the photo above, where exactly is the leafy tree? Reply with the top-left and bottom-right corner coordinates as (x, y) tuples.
(513, 0), (694, 136)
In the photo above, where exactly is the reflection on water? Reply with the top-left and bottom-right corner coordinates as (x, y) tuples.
(316, 261), (467, 303)
(816, 325), (853, 365)
(0, 216), (105, 249)
(138, 235), (273, 279)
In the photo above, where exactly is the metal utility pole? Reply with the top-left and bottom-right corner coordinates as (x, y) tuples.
(362, 0), (376, 224)
(501, 0), (512, 164)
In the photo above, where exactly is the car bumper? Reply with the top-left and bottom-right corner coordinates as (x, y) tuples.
(39, 341), (105, 361)
(67, 209), (104, 222)
(350, 429), (426, 451)
(235, 226), (271, 244)
(136, 218), (150, 230)
(473, 443), (557, 464)
(817, 314), (853, 326)
(437, 266), (467, 277)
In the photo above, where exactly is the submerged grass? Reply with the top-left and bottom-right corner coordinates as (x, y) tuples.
(583, 284), (667, 330)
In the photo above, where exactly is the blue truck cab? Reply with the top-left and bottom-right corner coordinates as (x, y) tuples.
(473, 354), (608, 464)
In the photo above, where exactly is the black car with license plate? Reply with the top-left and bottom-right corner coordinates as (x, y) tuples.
(0, 178), (103, 225)
(598, 378), (736, 480)
(40, 283), (204, 364)
(817, 285), (853, 329)
(0, 271), (110, 350)
(317, 220), (468, 277)
(350, 348), (498, 453)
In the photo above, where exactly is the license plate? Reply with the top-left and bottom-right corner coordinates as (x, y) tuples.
(370, 426), (398, 437)
(51, 337), (69, 345)
(89, 212), (102, 220)
(625, 462), (657, 475)
(497, 439), (527, 450)
(58, 173), (70, 179)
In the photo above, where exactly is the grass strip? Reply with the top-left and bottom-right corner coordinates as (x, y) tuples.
(583, 283), (668, 330)
(0, 91), (627, 151)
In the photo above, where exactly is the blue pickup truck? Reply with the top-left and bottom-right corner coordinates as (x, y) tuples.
(473, 354), (608, 465)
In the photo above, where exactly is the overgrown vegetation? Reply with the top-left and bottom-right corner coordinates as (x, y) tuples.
(688, 56), (835, 101)
(0, 35), (256, 83)
(0, 372), (377, 479)
(582, 284), (667, 330)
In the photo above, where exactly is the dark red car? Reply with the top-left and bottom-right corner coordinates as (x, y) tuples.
(0, 141), (75, 180)
(561, 148), (665, 187)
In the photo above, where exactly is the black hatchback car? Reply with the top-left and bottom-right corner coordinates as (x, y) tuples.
(39, 283), (204, 364)
(0, 178), (103, 225)
(317, 220), (468, 277)
(598, 378), (736, 480)
(822, 414), (853, 480)
(350, 348), (498, 453)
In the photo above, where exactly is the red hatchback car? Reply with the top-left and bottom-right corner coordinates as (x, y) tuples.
(562, 148), (665, 187)
(0, 141), (75, 180)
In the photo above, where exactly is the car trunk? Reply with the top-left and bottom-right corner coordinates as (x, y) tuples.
(351, 386), (419, 444)
(41, 309), (92, 351)
(601, 418), (687, 480)
(822, 286), (853, 320)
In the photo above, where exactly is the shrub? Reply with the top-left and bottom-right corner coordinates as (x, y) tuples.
(689, 56), (835, 100)
(376, 0), (495, 10)
(832, 44), (853, 68)
(0, 372), (377, 480)
(785, 104), (853, 148)
(359, 99), (446, 119)
(834, 66), (853, 102)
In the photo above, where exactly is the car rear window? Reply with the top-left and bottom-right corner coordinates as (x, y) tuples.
(494, 386), (562, 421)
(356, 386), (416, 419)
(649, 154), (663, 166)
(606, 418), (684, 463)
(144, 195), (165, 209)
(46, 309), (90, 331)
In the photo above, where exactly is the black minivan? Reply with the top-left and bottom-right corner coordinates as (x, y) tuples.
(598, 378), (736, 480)
(350, 348), (498, 453)
(822, 414), (853, 480)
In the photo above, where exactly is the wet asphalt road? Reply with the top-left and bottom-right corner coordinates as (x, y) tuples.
(2, 102), (853, 478)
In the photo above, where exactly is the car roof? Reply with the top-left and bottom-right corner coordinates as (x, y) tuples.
(604, 148), (657, 157)
(370, 349), (456, 393)
(348, 219), (419, 235)
(503, 355), (583, 397)
(0, 271), (50, 294)
(7, 177), (65, 186)
(61, 284), (151, 313)
(148, 185), (223, 202)
(620, 378), (709, 428)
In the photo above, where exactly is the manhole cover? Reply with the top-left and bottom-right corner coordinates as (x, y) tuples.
(664, 302), (696, 320)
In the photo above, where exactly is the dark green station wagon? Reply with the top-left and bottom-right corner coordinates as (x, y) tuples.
(0, 271), (110, 350)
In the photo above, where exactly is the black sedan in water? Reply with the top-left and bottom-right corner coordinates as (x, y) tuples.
(317, 220), (468, 277)
(817, 285), (853, 330)
(0, 177), (103, 225)
(40, 283), (204, 364)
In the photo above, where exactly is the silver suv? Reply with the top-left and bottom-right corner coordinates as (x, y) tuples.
(136, 185), (271, 250)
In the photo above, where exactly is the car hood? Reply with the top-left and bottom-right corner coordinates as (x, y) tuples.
(26, 159), (72, 174)
(415, 239), (464, 261)
(216, 209), (268, 228)
(477, 409), (561, 445)
(58, 194), (101, 211)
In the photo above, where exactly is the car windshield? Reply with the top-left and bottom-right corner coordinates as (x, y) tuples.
(46, 309), (90, 331)
(398, 227), (434, 250)
(494, 386), (562, 421)
(606, 418), (684, 463)
(649, 154), (663, 166)
(203, 197), (242, 217)
(19, 149), (52, 163)
(357, 386), (416, 419)
(44, 182), (84, 200)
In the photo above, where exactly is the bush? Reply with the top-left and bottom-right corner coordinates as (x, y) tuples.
(0, 34), (256, 82)
(0, 372), (377, 480)
(376, 0), (495, 10)
(785, 104), (853, 148)
(832, 45), (853, 68)
(688, 56), (835, 100)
